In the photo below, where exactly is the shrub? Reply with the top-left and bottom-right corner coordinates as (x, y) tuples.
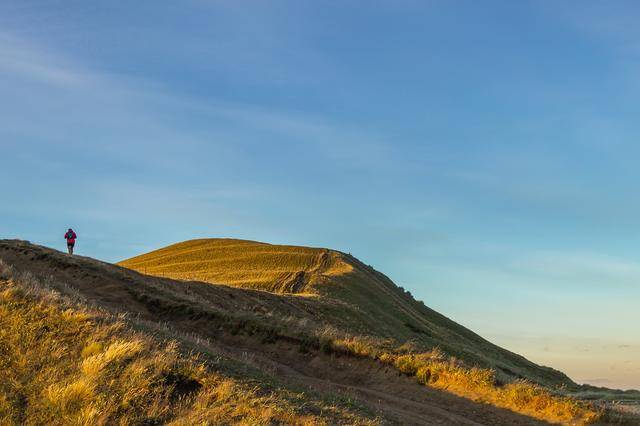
(44, 379), (95, 417)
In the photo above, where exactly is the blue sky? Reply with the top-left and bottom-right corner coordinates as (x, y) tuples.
(2, 1), (640, 389)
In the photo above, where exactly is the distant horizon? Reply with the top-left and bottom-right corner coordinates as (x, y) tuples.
(3, 1), (640, 390)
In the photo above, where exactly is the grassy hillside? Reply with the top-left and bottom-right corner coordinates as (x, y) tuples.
(119, 239), (348, 293)
(4, 239), (635, 424)
(120, 239), (573, 388)
(0, 262), (375, 425)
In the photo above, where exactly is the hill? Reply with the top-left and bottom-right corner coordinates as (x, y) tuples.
(2, 239), (629, 424)
(0, 258), (376, 425)
(0, 275), (369, 425)
(120, 238), (571, 388)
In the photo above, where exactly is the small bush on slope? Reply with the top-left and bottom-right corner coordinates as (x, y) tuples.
(0, 268), (374, 425)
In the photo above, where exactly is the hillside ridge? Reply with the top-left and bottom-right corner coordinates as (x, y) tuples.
(0, 239), (560, 424)
(4, 239), (625, 424)
(118, 238), (573, 388)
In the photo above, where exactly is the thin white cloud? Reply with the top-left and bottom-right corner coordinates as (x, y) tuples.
(0, 32), (89, 87)
(0, 30), (390, 171)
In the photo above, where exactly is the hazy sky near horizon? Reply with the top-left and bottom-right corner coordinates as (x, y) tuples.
(2, 1), (640, 389)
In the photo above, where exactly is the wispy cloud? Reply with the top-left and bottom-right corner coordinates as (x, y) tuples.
(0, 28), (397, 262)
(0, 29), (397, 266)
(0, 29), (389, 174)
(0, 32), (88, 87)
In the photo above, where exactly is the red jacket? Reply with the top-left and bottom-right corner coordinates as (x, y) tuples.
(65, 230), (77, 244)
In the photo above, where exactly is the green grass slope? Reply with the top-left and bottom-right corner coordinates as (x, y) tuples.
(120, 238), (573, 388)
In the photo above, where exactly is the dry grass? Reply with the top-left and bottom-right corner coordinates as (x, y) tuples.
(378, 349), (601, 424)
(0, 263), (375, 425)
(118, 238), (350, 293)
(311, 327), (603, 424)
(2, 241), (628, 425)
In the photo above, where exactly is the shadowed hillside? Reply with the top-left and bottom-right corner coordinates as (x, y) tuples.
(120, 239), (572, 388)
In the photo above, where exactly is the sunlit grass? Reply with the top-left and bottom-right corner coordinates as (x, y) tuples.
(380, 349), (600, 424)
(0, 264), (374, 425)
(310, 327), (602, 424)
(118, 238), (350, 293)
(4, 242), (634, 425)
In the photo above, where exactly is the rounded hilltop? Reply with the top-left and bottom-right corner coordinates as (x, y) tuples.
(118, 238), (355, 294)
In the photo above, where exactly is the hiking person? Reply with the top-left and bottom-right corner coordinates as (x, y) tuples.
(65, 228), (77, 255)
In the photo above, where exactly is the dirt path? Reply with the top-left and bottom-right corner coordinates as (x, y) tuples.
(180, 334), (547, 425)
(0, 240), (548, 425)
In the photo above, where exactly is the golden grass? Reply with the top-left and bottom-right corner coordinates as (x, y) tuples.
(312, 327), (602, 424)
(1, 242), (621, 425)
(0, 270), (375, 425)
(379, 349), (601, 425)
(118, 238), (351, 293)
